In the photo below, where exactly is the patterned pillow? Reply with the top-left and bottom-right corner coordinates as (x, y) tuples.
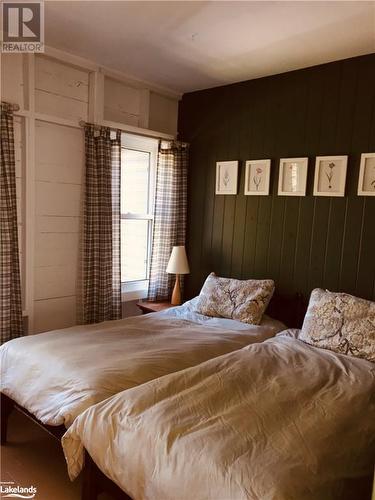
(195, 273), (275, 325)
(299, 288), (375, 362)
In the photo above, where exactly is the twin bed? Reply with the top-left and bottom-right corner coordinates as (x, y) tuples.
(1, 276), (374, 500)
(0, 298), (284, 430)
(63, 330), (374, 500)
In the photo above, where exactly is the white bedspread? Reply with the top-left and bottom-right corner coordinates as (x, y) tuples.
(63, 333), (375, 500)
(0, 299), (284, 428)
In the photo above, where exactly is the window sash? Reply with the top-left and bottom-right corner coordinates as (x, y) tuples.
(120, 134), (158, 291)
(121, 219), (153, 284)
(121, 213), (154, 220)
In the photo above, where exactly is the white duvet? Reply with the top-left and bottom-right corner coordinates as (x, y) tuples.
(0, 298), (284, 428)
(63, 333), (375, 500)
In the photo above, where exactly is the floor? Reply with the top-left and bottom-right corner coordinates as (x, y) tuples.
(1, 409), (111, 500)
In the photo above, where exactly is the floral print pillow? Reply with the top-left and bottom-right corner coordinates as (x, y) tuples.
(195, 273), (275, 325)
(299, 288), (375, 362)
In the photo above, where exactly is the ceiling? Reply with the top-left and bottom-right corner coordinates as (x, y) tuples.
(45, 1), (375, 94)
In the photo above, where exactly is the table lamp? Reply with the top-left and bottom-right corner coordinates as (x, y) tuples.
(166, 246), (190, 305)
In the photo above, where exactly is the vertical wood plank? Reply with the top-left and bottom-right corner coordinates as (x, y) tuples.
(180, 54), (375, 302)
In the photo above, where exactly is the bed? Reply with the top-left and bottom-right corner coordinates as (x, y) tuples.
(62, 330), (375, 500)
(0, 296), (288, 440)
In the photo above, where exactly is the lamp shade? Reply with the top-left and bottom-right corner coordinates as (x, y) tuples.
(166, 246), (190, 275)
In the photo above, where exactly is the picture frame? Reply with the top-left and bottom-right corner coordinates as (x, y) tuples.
(244, 159), (271, 196)
(215, 161), (238, 195)
(278, 157), (308, 196)
(313, 155), (348, 197)
(357, 153), (375, 196)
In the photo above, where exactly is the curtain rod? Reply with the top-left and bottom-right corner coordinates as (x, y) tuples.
(1, 102), (20, 111)
(79, 120), (107, 130)
(79, 120), (176, 141)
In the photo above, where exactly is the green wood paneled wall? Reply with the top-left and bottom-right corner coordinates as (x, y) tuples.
(178, 54), (375, 302)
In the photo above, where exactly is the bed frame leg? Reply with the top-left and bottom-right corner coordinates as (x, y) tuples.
(81, 451), (99, 500)
(1, 394), (14, 445)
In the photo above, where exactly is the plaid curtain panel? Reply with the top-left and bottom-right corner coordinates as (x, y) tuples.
(148, 142), (188, 301)
(0, 103), (23, 343)
(82, 125), (121, 324)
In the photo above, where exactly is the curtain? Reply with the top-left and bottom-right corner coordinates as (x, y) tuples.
(82, 124), (121, 324)
(148, 142), (188, 301)
(0, 103), (23, 343)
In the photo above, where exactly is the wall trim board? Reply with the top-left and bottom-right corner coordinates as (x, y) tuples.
(179, 54), (375, 304)
(24, 54), (36, 331)
(14, 112), (176, 140)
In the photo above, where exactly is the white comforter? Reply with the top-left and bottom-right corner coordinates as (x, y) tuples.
(0, 299), (284, 428)
(63, 333), (375, 500)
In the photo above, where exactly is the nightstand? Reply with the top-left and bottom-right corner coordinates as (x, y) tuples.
(136, 301), (174, 315)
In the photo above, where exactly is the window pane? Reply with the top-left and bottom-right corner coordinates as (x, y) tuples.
(121, 149), (150, 214)
(121, 219), (149, 282)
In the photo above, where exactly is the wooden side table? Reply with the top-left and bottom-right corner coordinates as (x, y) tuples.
(136, 301), (174, 315)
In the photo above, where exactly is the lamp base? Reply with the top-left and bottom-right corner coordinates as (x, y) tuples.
(171, 274), (181, 306)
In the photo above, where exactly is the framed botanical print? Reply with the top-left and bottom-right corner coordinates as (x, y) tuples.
(244, 159), (271, 196)
(357, 153), (375, 196)
(313, 155), (348, 197)
(278, 157), (308, 196)
(215, 161), (238, 195)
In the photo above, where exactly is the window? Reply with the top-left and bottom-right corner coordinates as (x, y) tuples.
(121, 134), (158, 300)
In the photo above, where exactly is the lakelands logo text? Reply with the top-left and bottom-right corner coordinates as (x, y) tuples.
(1, 2), (44, 53)
(0, 482), (37, 499)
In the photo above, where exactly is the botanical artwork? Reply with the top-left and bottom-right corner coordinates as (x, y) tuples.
(318, 160), (340, 192)
(314, 156), (347, 197)
(364, 160), (375, 191)
(253, 167), (263, 190)
(216, 161), (238, 195)
(278, 158), (308, 196)
(284, 162), (299, 192)
(195, 272), (275, 325)
(358, 153), (375, 196)
(223, 168), (230, 188)
(299, 288), (375, 362)
(245, 160), (271, 195)
(325, 162), (335, 190)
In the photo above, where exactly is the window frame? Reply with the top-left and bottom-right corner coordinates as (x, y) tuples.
(120, 133), (158, 302)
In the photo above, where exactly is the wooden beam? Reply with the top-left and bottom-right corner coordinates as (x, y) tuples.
(24, 53), (36, 334)
(79, 118), (174, 140)
(34, 112), (81, 129)
(101, 119), (174, 140)
(88, 70), (104, 124)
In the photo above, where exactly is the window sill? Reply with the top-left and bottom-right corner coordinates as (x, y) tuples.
(121, 280), (148, 302)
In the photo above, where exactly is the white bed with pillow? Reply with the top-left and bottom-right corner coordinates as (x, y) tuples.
(0, 276), (282, 429)
(62, 289), (375, 500)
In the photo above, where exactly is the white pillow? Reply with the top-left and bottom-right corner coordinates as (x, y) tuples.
(299, 288), (375, 362)
(195, 273), (275, 325)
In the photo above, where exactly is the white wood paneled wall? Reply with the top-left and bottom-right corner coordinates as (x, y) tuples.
(34, 121), (84, 332)
(1, 54), (25, 107)
(149, 92), (179, 137)
(0, 48), (180, 334)
(104, 77), (140, 126)
(35, 56), (90, 122)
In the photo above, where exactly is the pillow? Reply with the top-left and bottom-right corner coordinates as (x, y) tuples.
(195, 273), (275, 325)
(299, 288), (375, 362)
